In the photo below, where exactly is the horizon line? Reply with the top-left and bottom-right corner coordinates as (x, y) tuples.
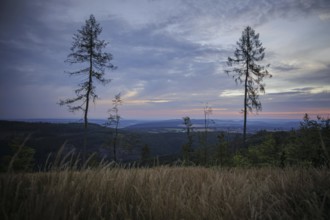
(0, 117), (305, 122)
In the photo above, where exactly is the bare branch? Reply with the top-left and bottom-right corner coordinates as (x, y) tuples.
(58, 14), (116, 128)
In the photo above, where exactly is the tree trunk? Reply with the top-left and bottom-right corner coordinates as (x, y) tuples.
(113, 121), (118, 162)
(113, 138), (117, 162)
(85, 37), (93, 130)
(243, 72), (248, 147)
(243, 30), (250, 147)
(83, 35), (93, 160)
(204, 110), (207, 164)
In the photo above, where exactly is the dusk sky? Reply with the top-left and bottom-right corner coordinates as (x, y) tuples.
(1, 0), (329, 120)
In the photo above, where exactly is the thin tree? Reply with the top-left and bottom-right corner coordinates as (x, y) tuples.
(215, 132), (229, 166)
(59, 14), (116, 129)
(140, 144), (150, 164)
(225, 26), (271, 146)
(182, 116), (193, 162)
(202, 103), (213, 164)
(107, 93), (122, 162)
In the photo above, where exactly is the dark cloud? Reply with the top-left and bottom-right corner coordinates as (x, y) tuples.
(289, 64), (330, 85)
(264, 89), (330, 107)
(170, 0), (330, 33)
(101, 17), (231, 100)
(0, 0), (76, 89)
(264, 93), (330, 111)
(0, 0), (329, 119)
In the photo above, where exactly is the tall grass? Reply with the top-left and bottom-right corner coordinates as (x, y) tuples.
(1, 166), (329, 220)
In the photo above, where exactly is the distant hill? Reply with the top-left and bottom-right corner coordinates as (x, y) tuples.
(5, 118), (300, 132)
(0, 119), (300, 167)
(8, 118), (144, 129)
(124, 119), (300, 132)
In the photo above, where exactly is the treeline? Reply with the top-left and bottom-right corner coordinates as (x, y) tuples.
(179, 114), (329, 168)
(0, 114), (329, 171)
(128, 113), (330, 168)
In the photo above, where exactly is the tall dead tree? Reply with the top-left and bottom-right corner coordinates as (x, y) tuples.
(226, 26), (271, 146)
(59, 14), (116, 129)
(107, 93), (122, 162)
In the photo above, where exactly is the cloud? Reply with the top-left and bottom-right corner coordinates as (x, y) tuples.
(302, 65), (330, 84)
(263, 88), (330, 111)
(319, 12), (330, 20)
(1, 0), (329, 119)
(284, 64), (330, 86)
(219, 90), (244, 97)
(272, 63), (300, 72)
(100, 17), (233, 103)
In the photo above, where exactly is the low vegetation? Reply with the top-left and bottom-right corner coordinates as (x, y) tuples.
(0, 114), (329, 219)
(1, 114), (329, 170)
(1, 166), (330, 220)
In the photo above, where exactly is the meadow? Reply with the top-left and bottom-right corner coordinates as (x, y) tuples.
(1, 166), (329, 220)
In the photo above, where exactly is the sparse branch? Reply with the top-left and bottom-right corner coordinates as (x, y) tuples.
(107, 93), (122, 162)
(225, 26), (271, 145)
(59, 14), (116, 129)
(182, 116), (193, 162)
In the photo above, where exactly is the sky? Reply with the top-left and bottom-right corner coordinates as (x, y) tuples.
(0, 0), (329, 120)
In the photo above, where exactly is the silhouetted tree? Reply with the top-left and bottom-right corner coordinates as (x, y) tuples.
(248, 133), (279, 166)
(107, 93), (122, 162)
(182, 116), (193, 162)
(59, 14), (116, 129)
(215, 132), (230, 166)
(141, 144), (150, 164)
(226, 26), (271, 146)
(298, 114), (330, 167)
(202, 103), (213, 164)
(1, 136), (35, 172)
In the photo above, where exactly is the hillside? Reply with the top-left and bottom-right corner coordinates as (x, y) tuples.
(124, 119), (300, 132)
(1, 115), (328, 169)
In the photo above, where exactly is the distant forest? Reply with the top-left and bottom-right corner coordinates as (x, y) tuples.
(0, 113), (329, 171)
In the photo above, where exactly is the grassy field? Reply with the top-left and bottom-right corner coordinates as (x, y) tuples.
(1, 166), (329, 220)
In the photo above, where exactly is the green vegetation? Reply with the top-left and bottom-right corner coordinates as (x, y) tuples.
(1, 114), (329, 169)
(1, 166), (329, 220)
(182, 116), (193, 162)
(0, 114), (329, 219)
(244, 114), (330, 168)
(0, 136), (35, 172)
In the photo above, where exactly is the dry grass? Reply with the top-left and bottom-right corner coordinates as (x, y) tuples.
(1, 167), (330, 220)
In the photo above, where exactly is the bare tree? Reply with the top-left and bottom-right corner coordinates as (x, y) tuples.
(226, 26), (271, 146)
(202, 103), (213, 164)
(59, 14), (116, 129)
(182, 116), (193, 162)
(107, 93), (122, 162)
(203, 103), (213, 142)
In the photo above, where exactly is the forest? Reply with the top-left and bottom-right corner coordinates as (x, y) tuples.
(0, 113), (329, 171)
